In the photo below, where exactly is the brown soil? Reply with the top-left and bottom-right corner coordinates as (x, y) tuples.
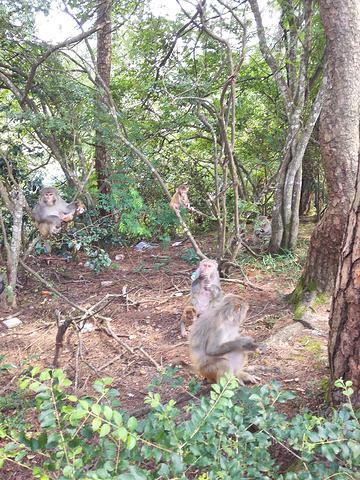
(0, 224), (331, 479)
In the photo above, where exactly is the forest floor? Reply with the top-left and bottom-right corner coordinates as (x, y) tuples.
(0, 219), (332, 479)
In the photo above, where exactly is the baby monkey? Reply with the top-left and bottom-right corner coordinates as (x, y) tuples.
(180, 306), (197, 337)
(174, 294), (266, 385)
(170, 185), (194, 218)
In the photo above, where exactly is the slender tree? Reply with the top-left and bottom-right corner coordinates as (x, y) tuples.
(95, 0), (112, 204)
(248, 0), (326, 252)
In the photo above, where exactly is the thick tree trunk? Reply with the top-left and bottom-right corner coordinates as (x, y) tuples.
(95, 0), (112, 203)
(329, 153), (360, 407)
(301, 0), (360, 293)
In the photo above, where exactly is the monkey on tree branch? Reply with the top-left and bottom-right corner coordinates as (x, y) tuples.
(170, 184), (212, 219)
(33, 187), (86, 238)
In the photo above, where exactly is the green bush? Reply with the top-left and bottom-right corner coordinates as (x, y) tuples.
(0, 369), (359, 480)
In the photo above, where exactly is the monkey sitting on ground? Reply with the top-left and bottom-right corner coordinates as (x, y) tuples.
(180, 306), (197, 337)
(190, 258), (223, 316)
(252, 215), (271, 245)
(33, 187), (86, 238)
(170, 185), (194, 218)
(173, 294), (266, 385)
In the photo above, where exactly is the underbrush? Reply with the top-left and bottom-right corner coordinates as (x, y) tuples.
(0, 367), (359, 480)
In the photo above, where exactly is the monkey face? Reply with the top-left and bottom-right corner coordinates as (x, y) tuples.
(201, 262), (214, 275)
(43, 192), (55, 205)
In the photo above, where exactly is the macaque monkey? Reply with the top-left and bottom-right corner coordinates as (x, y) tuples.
(174, 294), (266, 385)
(190, 258), (223, 316)
(180, 306), (197, 337)
(33, 187), (86, 238)
(170, 185), (194, 218)
(252, 216), (271, 245)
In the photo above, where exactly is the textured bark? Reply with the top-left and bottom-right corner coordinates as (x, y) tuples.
(302, 0), (360, 293)
(329, 154), (360, 406)
(95, 0), (112, 201)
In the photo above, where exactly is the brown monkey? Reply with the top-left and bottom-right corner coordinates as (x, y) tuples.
(170, 185), (194, 218)
(180, 306), (197, 337)
(173, 294), (266, 385)
(33, 187), (86, 237)
(190, 258), (222, 316)
(61, 201), (86, 223)
(252, 216), (271, 245)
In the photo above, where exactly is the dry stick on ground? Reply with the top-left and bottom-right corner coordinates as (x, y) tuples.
(221, 262), (263, 291)
(19, 259), (160, 369)
(100, 319), (161, 370)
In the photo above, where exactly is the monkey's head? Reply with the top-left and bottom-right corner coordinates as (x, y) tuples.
(199, 258), (218, 276)
(219, 294), (249, 324)
(177, 185), (189, 196)
(40, 187), (59, 206)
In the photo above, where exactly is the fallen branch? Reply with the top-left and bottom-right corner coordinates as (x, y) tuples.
(20, 259), (160, 370)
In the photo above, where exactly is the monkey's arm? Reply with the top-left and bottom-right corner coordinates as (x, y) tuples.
(206, 337), (266, 356)
(190, 276), (204, 295)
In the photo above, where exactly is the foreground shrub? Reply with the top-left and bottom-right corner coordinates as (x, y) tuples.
(0, 369), (359, 480)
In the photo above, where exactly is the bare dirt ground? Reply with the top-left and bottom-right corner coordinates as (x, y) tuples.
(0, 222), (331, 479)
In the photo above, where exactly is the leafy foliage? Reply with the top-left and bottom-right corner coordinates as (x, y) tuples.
(0, 368), (359, 480)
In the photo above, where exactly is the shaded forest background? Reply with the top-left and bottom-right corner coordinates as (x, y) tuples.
(1, 1), (360, 477)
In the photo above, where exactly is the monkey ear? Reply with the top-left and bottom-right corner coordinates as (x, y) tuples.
(234, 304), (242, 314)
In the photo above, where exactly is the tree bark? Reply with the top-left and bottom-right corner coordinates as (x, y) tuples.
(301, 0), (360, 293)
(329, 153), (360, 407)
(95, 0), (112, 203)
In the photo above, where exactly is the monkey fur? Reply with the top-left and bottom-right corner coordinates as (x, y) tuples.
(33, 187), (86, 237)
(252, 215), (271, 245)
(190, 258), (223, 316)
(180, 306), (197, 337)
(173, 294), (266, 385)
(170, 185), (193, 218)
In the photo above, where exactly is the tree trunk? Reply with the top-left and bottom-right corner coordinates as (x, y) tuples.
(329, 153), (360, 407)
(95, 0), (112, 203)
(301, 0), (360, 294)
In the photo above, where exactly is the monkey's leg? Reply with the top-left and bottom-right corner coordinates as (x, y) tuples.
(201, 358), (232, 384)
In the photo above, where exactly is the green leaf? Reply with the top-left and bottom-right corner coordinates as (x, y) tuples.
(92, 404), (101, 416)
(99, 423), (111, 437)
(103, 405), (113, 421)
(127, 417), (138, 431)
(70, 410), (87, 421)
(348, 439), (360, 459)
(63, 465), (73, 476)
(92, 417), (102, 431)
(113, 410), (123, 426)
(171, 453), (184, 475)
(127, 435), (137, 450)
(117, 426), (128, 441)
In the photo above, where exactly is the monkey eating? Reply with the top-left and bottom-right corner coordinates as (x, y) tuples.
(180, 305), (197, 337)
(190, 258), (223, 316)
(173, 294), (266, 385)
(170, 185), (194, 218)
(252, 215), (271, 245)
(33, 187), (86, 238)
